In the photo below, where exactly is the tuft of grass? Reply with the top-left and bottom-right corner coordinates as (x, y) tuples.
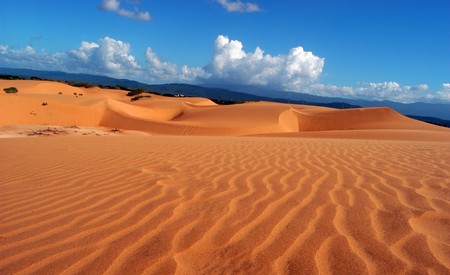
(42, 102), (48, 106)
(3, 87), (18, 94)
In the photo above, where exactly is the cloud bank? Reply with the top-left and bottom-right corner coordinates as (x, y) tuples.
(0, 35), (449, 103)
(100, 0), (151, 21)
(216, 0), (261, 12)
(205, 35), (323, 90)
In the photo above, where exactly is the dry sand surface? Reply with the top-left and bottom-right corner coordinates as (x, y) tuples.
(1, 79), (449, 138)
(1, 80), (450, 274)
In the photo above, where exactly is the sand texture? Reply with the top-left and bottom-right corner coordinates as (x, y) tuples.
(1, 136), (450, 274)
(1, 80), (450, 274)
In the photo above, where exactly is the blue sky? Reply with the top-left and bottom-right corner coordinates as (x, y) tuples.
(1, 0), (449, 103)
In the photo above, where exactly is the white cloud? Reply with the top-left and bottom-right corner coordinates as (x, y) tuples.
(216, 0), (261, 12)
(100, 0), (151, 21)
(0, 38), (141, 78)
(204, 35), (324, 90)
(1, 36), (449, 104)
(0, 45), (8, 54)
(0, 45), (64, 71)
(305, 82), (447, 103)
(67, 37), (141, 76)
(101, 0), (120, 10)
(145, 48), (208, 83)
(68, 42), (99, 62)
(431, 83), (450, 102)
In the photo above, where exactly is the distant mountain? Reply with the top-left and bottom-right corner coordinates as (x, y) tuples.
(1, 67), (449, 122)
(406, 115), (450, 128)
(0, 67), (143, 87)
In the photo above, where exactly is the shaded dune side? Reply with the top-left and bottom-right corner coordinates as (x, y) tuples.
(0, 136), (449, 274)
(291, 106), (443, 131)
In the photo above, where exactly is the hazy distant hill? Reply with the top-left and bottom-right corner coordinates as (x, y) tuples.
(1, 67), (449, 122)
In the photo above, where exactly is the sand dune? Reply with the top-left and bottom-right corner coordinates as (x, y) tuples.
(0, 136), (449, 274)
(1, 80), (450, 273)
(1, 80), (448, 139)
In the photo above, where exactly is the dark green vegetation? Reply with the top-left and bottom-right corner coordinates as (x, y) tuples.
(3, 87), (18, 93)
(65, 81), (97, 88)
(126, 88), (149, 97)
(131, 95), (151, 101)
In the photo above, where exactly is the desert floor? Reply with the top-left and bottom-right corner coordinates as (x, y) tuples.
(1, 80), (449, 274)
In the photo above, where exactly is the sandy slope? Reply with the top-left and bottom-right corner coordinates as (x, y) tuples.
(0, 136), (449, 274)
(1, 80), (450, 274)
(1, 80), (449, 139)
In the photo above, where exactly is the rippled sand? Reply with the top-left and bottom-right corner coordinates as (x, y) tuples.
(1, 136), (449, 274)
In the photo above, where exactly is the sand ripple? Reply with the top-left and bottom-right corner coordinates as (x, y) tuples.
(0, 136), (449, 274)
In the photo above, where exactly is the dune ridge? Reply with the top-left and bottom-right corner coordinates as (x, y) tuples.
(0, 136), (449, 274)
(1, 80), (449, 139)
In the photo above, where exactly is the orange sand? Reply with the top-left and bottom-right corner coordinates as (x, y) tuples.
(1, 79), (449, 139)
(1, 80), (450, 274)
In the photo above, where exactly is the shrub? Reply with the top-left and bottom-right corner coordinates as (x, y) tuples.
(131, 95), (151, 101)
(58, 92), (63, 95)
(127, 88), (148, 97)
(42, 102), (48, 106)
(66, 81), (97, 88)
(3, 87), (18, 94)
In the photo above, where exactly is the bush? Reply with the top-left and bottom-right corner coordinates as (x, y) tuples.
(66, 81), (97, 88)
(3, 87), (18, 94)
(127, 88), (149, 97)
(42, 102), (48, 106)
(131, 95), (151, 101)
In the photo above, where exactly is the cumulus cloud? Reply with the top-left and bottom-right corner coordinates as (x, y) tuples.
(66, 37), (141, 76)
(216, 0), (261, 12)
(68, 41), (99, 62)
(0, 45), (8, 54)
(145, 48), (208, 82)
(0, 37), (141, 78)
(0, 44), (64, 71)
(431, 83), (450, 102)
(204, 35), (324, 90)
(1, 35), (449, 103)
(100, 0), (151, 21)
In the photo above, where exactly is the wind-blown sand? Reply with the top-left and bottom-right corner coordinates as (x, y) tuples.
(1, 80), (449, 274)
